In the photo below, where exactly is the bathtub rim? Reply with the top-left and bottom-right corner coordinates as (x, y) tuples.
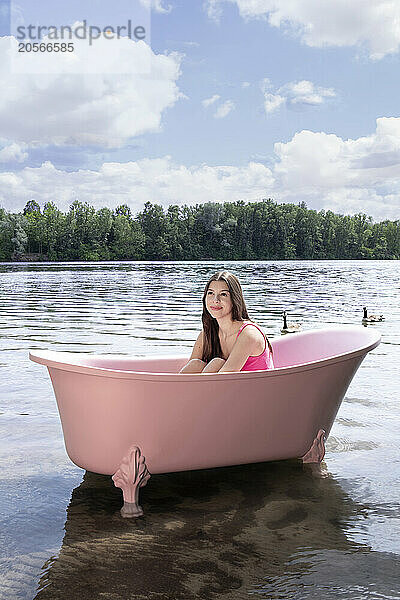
(29, 326), (381, 382)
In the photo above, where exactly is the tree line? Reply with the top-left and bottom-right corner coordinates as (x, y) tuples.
(0, 198), (399, 261)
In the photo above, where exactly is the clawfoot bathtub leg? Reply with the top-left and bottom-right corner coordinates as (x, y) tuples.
(301, 429), (326, 463)
(112, 446), (151, 518)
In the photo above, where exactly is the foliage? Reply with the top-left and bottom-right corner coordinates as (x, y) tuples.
(0, 199), (398, 261)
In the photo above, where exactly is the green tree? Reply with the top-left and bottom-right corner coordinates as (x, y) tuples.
(138, 202), (169, 259)
(0, 214), (28, 259)
(164, 205), (185, 260)
(42, 202), (65, 260)
(1, 198), (400, 262)
(115, 204), (132, 218)
(65, 200), (97, 259)
(110, 215), (145, 259)
(23, 200), (41, 216)
(23, 201), (44, 254)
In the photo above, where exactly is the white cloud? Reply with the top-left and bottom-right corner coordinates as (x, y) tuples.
(272, 118), (400, 219)
(206, 0), (224, 20)
(140, 0), (172, 12)
(0, 36), (182, 148)
(0, 158), (274, 213)
(264, 93), (285, 113)
(242, 81), (251, 88)
(214, 99), (235, 119)
(1, 119), (399, 221)
(283, 80), (336, 105)
(180, 41), (201, 48)
(203, 95), (235, 118)
(0, 143), (28, 163)
(206, 0), (400, 59)
(262, 79), (336, 113)
(202, 94), (221, 108)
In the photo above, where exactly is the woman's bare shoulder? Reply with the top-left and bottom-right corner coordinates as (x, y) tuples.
(236, 322), (265, 348)
(239, 322), (264, 337)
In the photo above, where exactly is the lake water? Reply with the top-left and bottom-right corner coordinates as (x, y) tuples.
(0, 260), (399, 600)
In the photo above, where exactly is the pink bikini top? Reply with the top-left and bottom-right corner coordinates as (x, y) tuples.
(236, 322), (274, 372)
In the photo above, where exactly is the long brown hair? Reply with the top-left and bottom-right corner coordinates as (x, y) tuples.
(201, 271), (273, 362)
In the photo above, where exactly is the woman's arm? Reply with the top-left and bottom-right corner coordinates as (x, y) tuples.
(189, 330), (204, 360)
(178, 330), (205, 373)
(218, 326), (262, 373)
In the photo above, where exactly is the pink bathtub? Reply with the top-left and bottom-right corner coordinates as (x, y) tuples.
(29, 326), (380, 517)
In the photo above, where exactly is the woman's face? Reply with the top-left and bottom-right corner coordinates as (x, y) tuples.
(205, 280), (233, 319)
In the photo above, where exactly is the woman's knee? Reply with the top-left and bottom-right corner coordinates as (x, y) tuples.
(179, 358), (206, 373)
(202, 357), (226, 373)
(208, 357), (226, 366)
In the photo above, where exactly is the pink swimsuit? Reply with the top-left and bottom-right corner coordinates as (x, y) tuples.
(236, 322), (274, 372)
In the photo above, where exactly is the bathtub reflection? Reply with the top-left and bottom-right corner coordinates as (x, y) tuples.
(34, 460), (400, 600)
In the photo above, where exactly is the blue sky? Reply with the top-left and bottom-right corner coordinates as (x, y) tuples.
(0, 0), (399, 220)
(149, 2), (397, 164)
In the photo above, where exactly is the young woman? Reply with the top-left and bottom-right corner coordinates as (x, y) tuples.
(179, 271), (274, 374)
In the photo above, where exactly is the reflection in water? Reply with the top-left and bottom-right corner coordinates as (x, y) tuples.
(34, 462), (400, 600)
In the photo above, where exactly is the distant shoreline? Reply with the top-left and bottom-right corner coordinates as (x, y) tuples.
(2, 200), (399, 261)
(1, 257), (398, 264)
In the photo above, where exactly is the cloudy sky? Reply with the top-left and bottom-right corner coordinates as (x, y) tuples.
(0, 0), (400, 221)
